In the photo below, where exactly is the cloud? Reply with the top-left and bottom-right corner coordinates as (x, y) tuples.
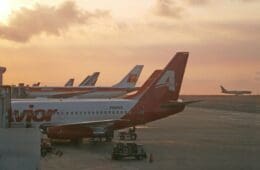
(185, 0), (210, 5)
(185, 0), (257, 6)
(0, 1), (109, 42)
(152, 0), (184, 19)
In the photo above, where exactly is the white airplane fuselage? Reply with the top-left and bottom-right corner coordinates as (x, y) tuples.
(10, 98), (137, 128)
(222, 90), (252, 95)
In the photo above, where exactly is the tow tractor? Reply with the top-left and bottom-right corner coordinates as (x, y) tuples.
(111, 142), (147, 160)
(118, 127), (137, 141)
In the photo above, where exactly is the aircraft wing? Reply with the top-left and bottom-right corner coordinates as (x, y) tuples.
(40, 119), (129, 131)
(48, 90), (95, 98)
(53, 119), (129, 128)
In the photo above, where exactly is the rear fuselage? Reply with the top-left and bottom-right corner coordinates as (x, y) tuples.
(24, 86), (138, 98)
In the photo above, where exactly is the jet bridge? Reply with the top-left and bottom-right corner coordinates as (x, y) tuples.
(0, 86), (41, 170)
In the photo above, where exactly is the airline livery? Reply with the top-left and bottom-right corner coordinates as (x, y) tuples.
(9, 52), (189, 142)
(79, 72), (100, 87)
(220, 85), (251, 95)
(23, 65), (143, 99)
(64, 78), (74, 87)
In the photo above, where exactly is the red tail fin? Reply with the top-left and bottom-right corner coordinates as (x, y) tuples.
(125, 70), (162, 99)
(136, 52), (188, 107)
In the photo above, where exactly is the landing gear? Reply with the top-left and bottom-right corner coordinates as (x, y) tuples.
(105, 130), (114, 142)
(90, 130), (114, 142)
(119, 127), (137, 141)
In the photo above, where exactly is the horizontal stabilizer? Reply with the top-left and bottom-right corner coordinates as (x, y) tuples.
(160, 100), (202, 108)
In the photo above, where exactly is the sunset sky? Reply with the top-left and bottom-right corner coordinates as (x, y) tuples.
(0, 0), (259, 94)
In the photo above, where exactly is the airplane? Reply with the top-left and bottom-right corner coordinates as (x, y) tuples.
(64, 78), (74, 87)
(23, 65), (143, 99)
(32, 82), (41, 87)
(79, 72), (100, 87)
(8, 52), (190, 142)
(220, 85), (252, 95)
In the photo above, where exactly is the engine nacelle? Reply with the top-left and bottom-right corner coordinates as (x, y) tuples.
(47, 126), (93, 139)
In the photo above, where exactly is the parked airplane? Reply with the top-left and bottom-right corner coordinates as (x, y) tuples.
(79, 72), (100, 87)
(64, 78), (74, 87)
(24, 65), (143, 99)
(220, 85), (251, 95)
(32, 82), (40, 87)
(9, 52), (189, 142)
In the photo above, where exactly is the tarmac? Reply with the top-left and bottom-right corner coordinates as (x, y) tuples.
(0, 128), (41, 170)
(41, 95), (260, 170)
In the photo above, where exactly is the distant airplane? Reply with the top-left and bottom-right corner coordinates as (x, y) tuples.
(64, 78), (74, 87)
(32, 82), (40, 87)
(79, 72), (100, 87)
(24, 65), (144, 99)
(220, 85), (252, 95)
(9, 52), (190, 142)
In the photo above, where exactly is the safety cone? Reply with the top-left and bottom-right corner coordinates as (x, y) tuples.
(149, 153), (154, 163)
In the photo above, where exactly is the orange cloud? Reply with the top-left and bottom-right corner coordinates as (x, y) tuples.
(152, 0), (184, 19)
(0, 1), (109, 42)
